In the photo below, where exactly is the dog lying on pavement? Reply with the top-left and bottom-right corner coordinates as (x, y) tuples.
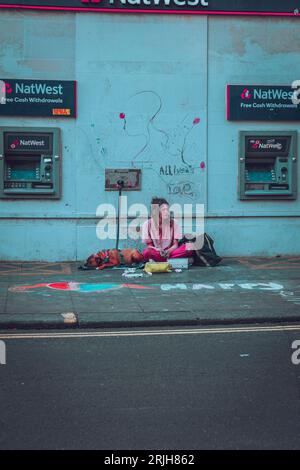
(84, 249), (144, 270)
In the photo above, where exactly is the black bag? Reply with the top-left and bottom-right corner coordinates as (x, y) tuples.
(180, 233), (222, 267)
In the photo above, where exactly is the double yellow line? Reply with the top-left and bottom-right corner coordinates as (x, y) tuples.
(1, 324), (300, 340)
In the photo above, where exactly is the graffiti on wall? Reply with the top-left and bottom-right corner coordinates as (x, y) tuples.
(119, 90), (167, 163)
(119, 90), (201, 168)
(167, 181), (195, 198)
(159, 165), (195, 176)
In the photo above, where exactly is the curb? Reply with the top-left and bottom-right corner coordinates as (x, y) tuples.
(0, 313), (78, 330)
(1, 313), (300, 330)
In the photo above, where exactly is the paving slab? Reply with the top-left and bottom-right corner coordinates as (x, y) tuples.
(5, 290), (73, 315)
(71, 294), (143, 314)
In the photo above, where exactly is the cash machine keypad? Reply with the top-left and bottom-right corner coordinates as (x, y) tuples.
(4, 182), (27, 189)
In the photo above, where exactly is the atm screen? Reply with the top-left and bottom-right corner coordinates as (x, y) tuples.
(246, 164), (275, 183)
(7, 160), (40, 181)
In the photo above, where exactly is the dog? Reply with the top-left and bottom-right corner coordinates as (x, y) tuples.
(85, 248), (144, 270)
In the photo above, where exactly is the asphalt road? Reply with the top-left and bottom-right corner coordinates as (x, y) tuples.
(1, 324), (300, 450)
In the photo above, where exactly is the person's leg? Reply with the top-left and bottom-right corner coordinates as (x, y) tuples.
(169, 244), (193, 259)
(143, 247), (166, 262)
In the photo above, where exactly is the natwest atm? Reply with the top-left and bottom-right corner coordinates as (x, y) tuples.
(238, 131), (297, 200)
(0, 127), (61, 199)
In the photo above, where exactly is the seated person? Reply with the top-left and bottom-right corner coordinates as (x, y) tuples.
(142, 197), (193, 262)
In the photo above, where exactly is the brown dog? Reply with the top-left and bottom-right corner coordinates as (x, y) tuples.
(85, 249), (144, 270)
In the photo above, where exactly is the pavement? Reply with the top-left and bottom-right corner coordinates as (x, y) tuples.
(0, 257), (300, 329)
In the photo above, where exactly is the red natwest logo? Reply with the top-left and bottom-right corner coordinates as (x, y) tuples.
(10, 139), (20, 149)
(1, 82), (12, 94)
(240, 88), (252, 100)
(251, 140), (260, 149)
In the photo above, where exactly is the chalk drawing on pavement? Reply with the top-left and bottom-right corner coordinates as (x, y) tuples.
(9, 281), (284, 294)
(9, 282), (153, 293)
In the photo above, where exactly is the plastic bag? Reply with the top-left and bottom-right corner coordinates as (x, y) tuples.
(144, 262), (172, 273)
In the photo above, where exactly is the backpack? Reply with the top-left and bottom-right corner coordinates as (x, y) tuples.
(180, 233), (222, 267)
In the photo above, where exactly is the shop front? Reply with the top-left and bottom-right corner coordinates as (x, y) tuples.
(0, 1), (300, 260)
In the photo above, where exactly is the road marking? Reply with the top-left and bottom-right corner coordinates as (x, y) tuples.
(1, 324), (300, 340)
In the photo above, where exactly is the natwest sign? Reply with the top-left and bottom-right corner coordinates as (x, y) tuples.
(15, 82), (64, 95)
(0, 0), (299, 16)
(5, 133), (53, 152)
(0, 78), (76, 118)
(81, 0), (209, 4)
(227, 85), (300, 121)
(82, 0), (209, 5)
(247, 138), (287, 152)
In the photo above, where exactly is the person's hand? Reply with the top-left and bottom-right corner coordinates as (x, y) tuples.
(165, 248), (175, 258)
(161, 249), (169, 258)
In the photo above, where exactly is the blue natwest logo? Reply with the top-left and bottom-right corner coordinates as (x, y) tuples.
(253, 87), (294, 100)
(15, 82), (63, 96)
